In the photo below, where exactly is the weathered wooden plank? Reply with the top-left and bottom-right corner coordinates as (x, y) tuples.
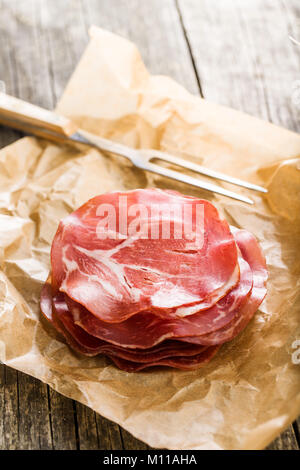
(95, 414), (123, 450)
(176, 0), (300, 450)
(294, 418), (300, 448)
(39, 0), (89, 103)
(0, 365), (19, 449)
(82, 0), (199, 94)
(74, 404), (100, 450)
(17, 372), (53, 449)
(177, 0), (300, 127)
(120, 428), (151, 450)
(266, 425), (299, 450)
(76, 403), (151, 450)
(176, 0), (269, 119)
(47, 388), (78, 450)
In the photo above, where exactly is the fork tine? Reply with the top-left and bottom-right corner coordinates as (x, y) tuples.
(73, 132), (254, 203)
(143, 162), (254, 204)
(0, 111), (259, 205)
(141, 149), (267, 193)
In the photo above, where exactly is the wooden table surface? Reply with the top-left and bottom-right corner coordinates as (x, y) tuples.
(0, 0), (299, 451)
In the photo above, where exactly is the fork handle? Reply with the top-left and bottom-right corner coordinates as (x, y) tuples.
(0, 92), (77, 137)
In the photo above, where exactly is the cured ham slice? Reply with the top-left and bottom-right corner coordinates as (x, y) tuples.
(51, 189), (239, 323)
(41, 189), (268, 371)
(175, 228), (268, 346)
(41, 280), (210, 361)
(67, 254), (252, 349)
(108, 346), (220, 372)
(41, 280), (100, 356)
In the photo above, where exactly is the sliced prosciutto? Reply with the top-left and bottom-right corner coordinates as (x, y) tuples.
(51, 189), (239, 323)
(41, 280), (210, 361)
(41, 189), (268, 372)
(65, 252), (252, 349)
(177, 228), (268, 346)
(108, 346), (220, 372)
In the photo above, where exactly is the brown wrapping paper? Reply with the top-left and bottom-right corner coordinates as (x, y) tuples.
(0, 26), (299, 450)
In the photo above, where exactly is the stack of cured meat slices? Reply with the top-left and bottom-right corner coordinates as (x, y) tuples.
(40, 189), (268, 372)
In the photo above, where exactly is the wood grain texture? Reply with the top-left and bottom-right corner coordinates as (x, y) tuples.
(0, 0), (299, 450)
(266, 426), (299, 450)
(0, 365), (19, 449)
(16, 373), (52, 449)
(48, 388), (78, 450)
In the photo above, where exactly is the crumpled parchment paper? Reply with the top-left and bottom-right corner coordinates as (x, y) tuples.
(0, 26), (299, 450)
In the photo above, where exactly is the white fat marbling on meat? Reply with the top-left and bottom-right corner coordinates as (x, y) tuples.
(69, 244), (141, 302)
(174, 261), (241, 317)
(60, 245), (80, 291)
(72, 307), (81, 322)
(150, 285), (200, 308)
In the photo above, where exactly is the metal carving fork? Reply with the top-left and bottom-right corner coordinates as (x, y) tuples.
(0, 92), (267, 204)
